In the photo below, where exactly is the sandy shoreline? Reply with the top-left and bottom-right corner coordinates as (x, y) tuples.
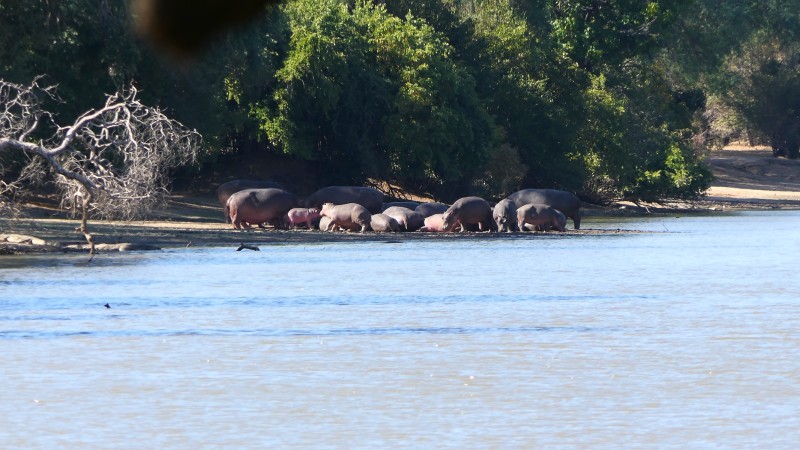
(2, 145), (799, 255)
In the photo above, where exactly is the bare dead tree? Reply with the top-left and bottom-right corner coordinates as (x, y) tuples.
(1, 77), (202, 255)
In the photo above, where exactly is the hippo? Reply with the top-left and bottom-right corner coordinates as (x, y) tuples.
(382, 206), (424, 232)
(382, 201), (420, 211)
(304, 186), (384, 214)
(441, 196), (495, 232)
(216, 179), (289, 222)
(318, 216), (333, 232)
(517, 203), (566, 232)
(286, 208), (321, 229)
(506, 189), (581, 229)
(418, 213), (453, 232)
(492, 199), (518, 233)
(549, 209), (568, 232)
(225, 188), (297, 230)
(320, 202), (371, 232)
(370, 213), (401, 232)
(318, 215), (359, 232)
(414, 202), (450, 218)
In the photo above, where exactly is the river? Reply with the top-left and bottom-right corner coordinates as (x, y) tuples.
(1, 211), (798, 448)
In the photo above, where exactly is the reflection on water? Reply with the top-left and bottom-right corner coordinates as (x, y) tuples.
(1, 211), (799, 448)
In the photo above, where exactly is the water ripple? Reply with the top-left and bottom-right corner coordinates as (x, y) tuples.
(0, 325), (608, 340)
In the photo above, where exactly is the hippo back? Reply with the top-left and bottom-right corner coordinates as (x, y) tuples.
(304, 186), (384, 213)
(382, 201), (420, 211)
(216, 179), (288, 206)
(235, 188), (297, 212)
(415, 202), (450, 218)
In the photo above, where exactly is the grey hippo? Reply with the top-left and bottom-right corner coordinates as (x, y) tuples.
(304, 186), (384, 214)
(506, 189), (581, 229)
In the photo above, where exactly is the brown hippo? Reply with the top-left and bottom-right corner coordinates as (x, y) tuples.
(517, 203), (566, 232)
(225, 188), (297, 230)
(286, 208), (321, 229)
(506, 189), (581, 229)
(370, 213), (401, 232)
(492, 199), (518, 233)
(216, 179), (289, 222)
(418, 213), (453, 232)
(304, 186), (384, 214)
(441, 197), (495, 232)
(382, 206), (424, 232)
(414, 202), (450, 218)
(320, 202), (371, 232)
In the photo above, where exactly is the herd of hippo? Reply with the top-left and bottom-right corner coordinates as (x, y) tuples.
(216, 179), (582, 234)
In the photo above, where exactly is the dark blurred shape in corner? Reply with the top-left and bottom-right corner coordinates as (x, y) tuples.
(132, 0), (279, 58)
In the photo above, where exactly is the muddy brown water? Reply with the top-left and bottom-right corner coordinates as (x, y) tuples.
(1, 211), (799, 448)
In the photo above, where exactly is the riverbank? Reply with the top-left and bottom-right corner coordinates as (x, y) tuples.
(2, 144), (799, 254)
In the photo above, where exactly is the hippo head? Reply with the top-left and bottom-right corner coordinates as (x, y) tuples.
(320, 203), (334, 215)
(441, 211), (455, 231)
(494, 215), (507, 232)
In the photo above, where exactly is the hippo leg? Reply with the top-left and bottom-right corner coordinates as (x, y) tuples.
(572, 215), (581, 230)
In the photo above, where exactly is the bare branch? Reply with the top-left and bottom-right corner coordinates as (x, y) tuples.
(1, 78), (203, 250)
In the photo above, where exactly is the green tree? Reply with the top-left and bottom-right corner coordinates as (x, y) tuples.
(462, 0), (585, 192)
(719, 36), (800, 158)
(253, 0), (495, 199)
(0, 0), (140, 117)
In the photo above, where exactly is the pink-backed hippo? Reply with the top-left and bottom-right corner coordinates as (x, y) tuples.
(441, 197), (495, 232)
(370, 213), (400, 232)
(415, 202), (450, 218)
(517, 203), (566, 232)
(418, 213), (453, 232)
(382, 206), (424, 232)
(225, 188), (297, 230)
(506, 189), (581, 229)
(286, 208), (321, 229)
(320, 202), (371, 232)
(492, 199), (518, 233)
(304, 186), (384, 214)
(381, 201), (420, 211)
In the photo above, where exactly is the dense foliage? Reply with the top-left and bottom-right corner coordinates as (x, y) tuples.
(3, 0), (797, 202)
